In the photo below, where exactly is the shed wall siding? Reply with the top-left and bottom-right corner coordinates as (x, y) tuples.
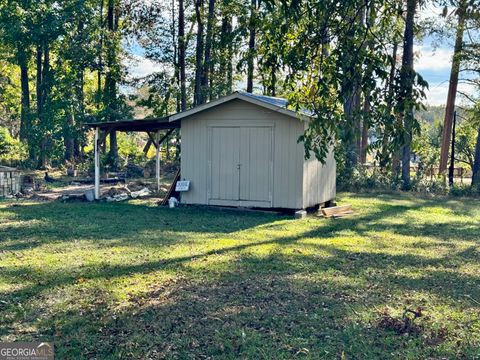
(180, 99), (305, 208)
(302, 148), (336, 208)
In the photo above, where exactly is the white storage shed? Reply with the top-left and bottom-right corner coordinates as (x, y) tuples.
(170, 92), (336, 210)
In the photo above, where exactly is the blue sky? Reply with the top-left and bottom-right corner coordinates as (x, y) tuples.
(415, 40), (455, 105)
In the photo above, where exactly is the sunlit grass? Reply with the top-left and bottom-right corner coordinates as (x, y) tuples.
(0, 192), (479, 359)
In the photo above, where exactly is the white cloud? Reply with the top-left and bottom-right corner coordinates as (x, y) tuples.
(124, 55), (163, 79)
(424, 82), (477, 106)
(419, 3), (445, 21)
(425, 84), (449, 105)
(415, 45), (452, 71)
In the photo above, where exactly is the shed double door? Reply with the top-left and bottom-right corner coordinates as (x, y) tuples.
(208, 126), (273, 207)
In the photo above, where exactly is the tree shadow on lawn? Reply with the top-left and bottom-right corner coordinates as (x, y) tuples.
(0, 201), (285, 251)
(1, 195), (480, 358)
(2, 192), (478, 253)
(8, 248), (480, 359)
(1, 194), (479, 305)
(0, 222), (480, 358)
(3, 208), (478, 306)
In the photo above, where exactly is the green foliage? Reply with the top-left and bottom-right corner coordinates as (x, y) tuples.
(0, 127), (26, 162)
(117, 132), (146, 162)
(337, 165), (399, 192)
(0, 0), (128, 167)
(0, 60), (21, 128)
(412, 119), (442, 177)
(0, 127), (12, 156)
(267, 0), (428, 166)
(0, 0), (476, 184)
(455, 116), (478, 170)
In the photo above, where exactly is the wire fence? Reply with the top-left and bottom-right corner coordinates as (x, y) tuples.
(364, 165), (472, 184)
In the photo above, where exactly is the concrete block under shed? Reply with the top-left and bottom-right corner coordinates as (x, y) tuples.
(294, 210), (307, 219)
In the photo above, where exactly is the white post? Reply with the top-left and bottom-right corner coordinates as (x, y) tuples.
(94, 127), (100, 200)
(156, 131), (161, 193)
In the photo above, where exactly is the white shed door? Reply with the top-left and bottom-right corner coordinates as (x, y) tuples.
(210, 127), (241, 201)
(239, 127), (272, 203)
(209, 126), (272, 207)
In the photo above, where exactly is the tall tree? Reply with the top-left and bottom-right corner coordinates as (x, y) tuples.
(439, 0), (468, 174)
(361, 98), (370, 164)
(246, 0), (256, 93)
(0, 1), (34, 151)
(97, 0), (104, 107)
(341, 7), (365, 170)
(472, 126), (480, 189)
(178, 0), (187, 110)
(18, 48), (31, 144)
(202, 0), (215, 101)
(399, 0), (417, 188)
(194, 0), (205, 105)
(105, 0), (119, 169)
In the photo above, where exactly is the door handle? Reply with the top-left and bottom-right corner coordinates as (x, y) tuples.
(236, 164), (241, 170)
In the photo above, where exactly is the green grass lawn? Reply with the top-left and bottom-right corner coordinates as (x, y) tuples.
(0, 193), (479, 359)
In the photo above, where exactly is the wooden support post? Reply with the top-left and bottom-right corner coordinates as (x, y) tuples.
(156, 130), (161, 193)
(94, 127), (100, 200)
(143, 139), (153, 154)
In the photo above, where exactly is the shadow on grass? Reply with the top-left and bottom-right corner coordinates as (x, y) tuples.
(0, 201), (285, 251)
(8, 249), (479, 359)
(1, 194), (479, 358)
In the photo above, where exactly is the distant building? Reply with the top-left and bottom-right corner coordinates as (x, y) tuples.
(0, 166), (20, 197)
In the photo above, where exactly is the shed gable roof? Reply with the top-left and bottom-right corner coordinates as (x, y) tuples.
(169, 91), (308, 122)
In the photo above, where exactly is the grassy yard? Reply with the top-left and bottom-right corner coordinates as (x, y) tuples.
(0, 193), (479, 359)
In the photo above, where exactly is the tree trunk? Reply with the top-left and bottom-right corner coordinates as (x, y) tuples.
(97, 0), (104, 108)
(178, 0), (187, 111)
(194, 0), (204, 105)
(439, 0), (467, 174)
(220, 14), (233, 95)
(42, 42), (50, 105)
(171, 0), (180, 112)
(472, 126), (480, 190)
(105, 0), (119, 170)
(343, 85), (362, 169)
(66, 19), (86, 162)
(36, 45), (43, 116)
(18, 50), (31, 143)
(270, 60), (277, 97)
(342, 8), (365, 170)
(74, 67), (84, 159)
(380, 41), (398, 170)
(38, 42), (50, 169)
(400, 0), (417, 188)
(226, 20), (233, 94)
(246, 0), (256, 93)
(361, 97), (370, 164)
(65, 112), (75, 162)
(202, 0), (215, 101)
(109, 131), (118, 170)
